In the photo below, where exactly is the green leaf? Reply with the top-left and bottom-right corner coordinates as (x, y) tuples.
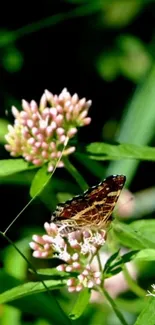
(112, 221), (155, 249)
(105, 267), (123, 277)
(0, 271), (70, 325)
(0, 279), (66, 304)
(69, 288), (90, 320)
(134, 249), (155, 261)
(104, 250), (138, 277)
(134, 297), (155, 325)
(0, 271), (69, 324)
(3, 238), (30, 280)
(2, 305), (21, 325)
(31, 268), (70, 279)
(104, 250), (120, 272)
(106, 65), (155, 185)
(131, 219), (155, 246)
(30, 165), (51, 198)
(121, 250), (139, 263)
(86, 142), (155, 161)
(0, 159), (36, 176)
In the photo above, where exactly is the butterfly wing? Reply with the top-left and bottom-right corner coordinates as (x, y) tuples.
(51, 175), (126, 230)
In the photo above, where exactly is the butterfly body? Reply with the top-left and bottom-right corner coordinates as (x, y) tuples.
(51, 175), (126, 233)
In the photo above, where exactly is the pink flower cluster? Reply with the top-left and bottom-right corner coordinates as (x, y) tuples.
(5, 88), (92, 172)
(29, 222), (106, 292)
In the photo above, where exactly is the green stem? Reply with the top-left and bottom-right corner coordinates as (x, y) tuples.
(63, 157), (88, 192)
(123, 265), (145, 298)
(97, 252), (128, 325)
(2, 3), (102, 46)
(100, 286), (129, 325)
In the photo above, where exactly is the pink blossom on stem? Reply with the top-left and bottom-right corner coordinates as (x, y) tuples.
(30, 222), (106, 292)
(5, 88), (92, 172)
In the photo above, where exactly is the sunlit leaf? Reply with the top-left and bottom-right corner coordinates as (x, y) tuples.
(0, 279), (66, 304)
(112, 221), (155, 249)
(86, 142), (155, 161)
(134, 249), (155, 261)
(106, 65), (155, 185)
(31, 268), (70, 279)
(30, 165), (51, 198)
(0, 159), (36, 176)
(69, 288), (90, 320)
(0, 271), (69, 325)
(134, 297), (155, 325)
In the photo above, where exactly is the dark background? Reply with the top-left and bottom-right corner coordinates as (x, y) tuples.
(0, 0), (155, 238)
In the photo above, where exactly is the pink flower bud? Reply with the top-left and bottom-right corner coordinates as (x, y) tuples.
(49, 107), (57, 118)
(79, 98), (86, 107)
(29, 242), (39, 250)
(11, 106), (19, 117)
(40, 94), (47, 110)
(32, 127), (38, 136)
(32, 235), (46, 245)
(30, 100), (38, 112)
(22, 99), (30, 111)
(72, 262), (81, 270)
(94, 271), (101, 278)
(71, 93), (78, 104)
(72, 253), (79, 261)
(42, 235), (53, 244)
(44, 243), (51, 250)
(27, 119), (34, 128)
(42, 108), (50, 118)
(95, 278), (101, 285)
(57, 265), (65, 272)
(78, 274), (85, 282)
(45, 89), (53, 101)
(67, 278), (75, 286)
(67, 128), (77, 138)
(46, 125), (54, 136)
(68, 286), (76, 293)
(20, 111), (28, 119)
(59, 135), (66, 144)
(27, 137), (35, 145)
(25, 155), (33, 162)
(83, 117), (91, 125)
(82, 269), (89, 276)
(76, 284), (83, 292)
(33, 251), (42, 258)
(87, 280), (94, 288)
(48, 165), (54, 172)
(32, 158), (42, 166)
(66, 265), (73, 272)
(55, 114), (63, 125)
(42, 150), (49, 159)
(35, 142), (42, 148)
(57, 161), (64, 168)
(42, 142), (48, 150)
(79, 110), (88, 120)
(56, 127), (64, 136)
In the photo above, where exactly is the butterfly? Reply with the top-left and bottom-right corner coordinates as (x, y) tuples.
(51, 175), (126, 234)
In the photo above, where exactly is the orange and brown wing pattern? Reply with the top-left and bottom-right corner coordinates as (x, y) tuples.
(51, 175), (126, 231)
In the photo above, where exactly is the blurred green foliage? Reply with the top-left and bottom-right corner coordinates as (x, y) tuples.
(1, 0), (155, 325)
